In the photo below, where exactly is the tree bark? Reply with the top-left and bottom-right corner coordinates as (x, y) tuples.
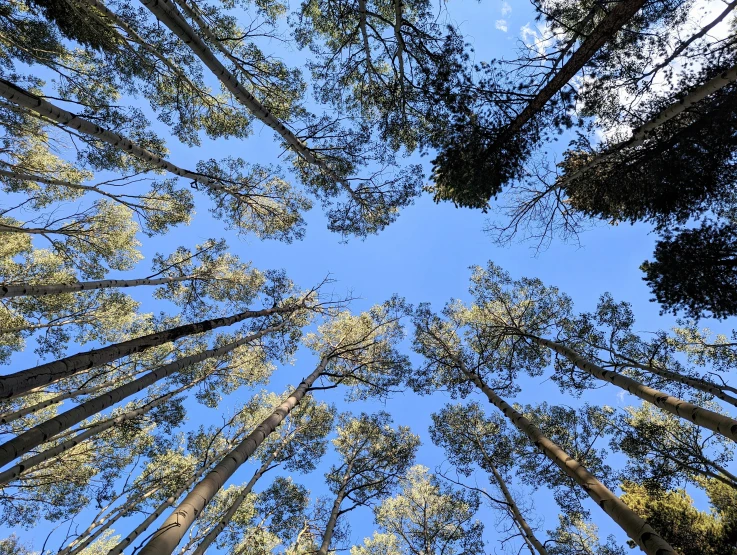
(0, 383), (108, 425)
(0, 323), (284, 467)
(137, 357), (330, 555)
(140, 0), (360, 202)
(107, 463), (212, 555)
(191, 444), (282, 555)
(317, 489), (346, 555)
(497, 0), (646, 144)
(0, 302), (301, 400)
(0, 79), (232, 192)
(619, 356), (737, 409)
(459, 362), (676, 555)
(527, 334), (737, 443)
(477, 444), (548, 555)
(1, 275), (193, 299)
(0, 378), (203, 485)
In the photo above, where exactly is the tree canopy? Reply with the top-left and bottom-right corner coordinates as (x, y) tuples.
(1, 0), (736, 554)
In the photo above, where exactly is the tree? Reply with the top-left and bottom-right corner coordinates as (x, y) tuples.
(620, 479), (737, 555)
(428, 0), (653, 209)
(641, 221), (737, 320)
(183, 394), (335, 554)
(353, 465), (483, 555)
(0, 270), (314, 400)
(461, 262), (737, 443)
(317, 412), (419, 555)
(600, 402), (737, 492)
(137, 298), (412, 554)
(411, 302), (675, 554)
(430, 402), (548, 555)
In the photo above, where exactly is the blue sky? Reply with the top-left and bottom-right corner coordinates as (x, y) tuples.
(2, 0), (735, 552)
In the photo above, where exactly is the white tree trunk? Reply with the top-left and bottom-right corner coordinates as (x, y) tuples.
(0, 324), (284, 466)
(0, 302), (302, 400)
(137, 357), (330, 555)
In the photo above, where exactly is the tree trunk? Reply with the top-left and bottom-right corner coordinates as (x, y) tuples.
(1, 275), (193, 299)
(60, 483), (162, 555)
(137, 357), (330, 555)
(459, 363), (676, 555)
(557, 63), (737, 187)
(0, 378), (203, 485)
(191, 444), (283, 555)
(0, 383), (108, 425)
(0, 324), (284, 467)
(484, 457), (548, 555)
(317, 489), (346, 555)
(141, 0), (360, 202)
(0, 302), (301, 400)
(0, 79), (232, 192)
(618, 357), (737, 409)
(107, 462), (213, 555)
(497, 0), (646, 143)
(528, 334), (737, 443)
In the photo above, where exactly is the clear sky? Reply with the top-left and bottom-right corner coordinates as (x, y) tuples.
(2, 0), (734, 552)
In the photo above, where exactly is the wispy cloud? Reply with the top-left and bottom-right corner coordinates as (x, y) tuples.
(495, 19), (508, 32)
(501, 1), (511, 16)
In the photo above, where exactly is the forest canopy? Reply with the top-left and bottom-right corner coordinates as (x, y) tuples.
(1, 0), (736, 554)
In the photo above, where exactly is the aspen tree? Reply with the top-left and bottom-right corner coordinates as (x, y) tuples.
(317, 412), (419, 555)
(430, 402), (549, 555)
(352, 465), (483, 555)
(411, 304), (676, 555)
(463, 263), (737, 442)
(138, 299), (412, 554)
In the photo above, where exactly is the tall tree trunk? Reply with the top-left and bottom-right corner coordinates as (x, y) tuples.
(0, 79), (232, 193)
(618, 356), (737, 408)
(317, 489), (347, 555)
(107, 462), (213, 555)
(0, 324), (284, 467)
(140, 0), (360, 202)
(137, 357), (330, 555)
(458, 361), (676, 555)
(497, 0), (646, 144)
(59, 483), (162, 555)
(0, 377), (204, 485)
(0, 383), (108, 425)
(1, 275), (193, 299)
(474, 438), (548, 555)
(0, 302), (302, 400)
(489, 464), (545, 555)
(526, 334), (737, 443)
(191, 441), (285, 555)
(317, 457), (356, 555)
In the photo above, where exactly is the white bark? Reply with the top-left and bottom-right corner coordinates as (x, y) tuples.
(529, 335), (737, 443)
(460, 363), (675, 555)
(0, 79), (230, 192)
(1, 275), (192, 299)
(139, 0), (361, 202)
